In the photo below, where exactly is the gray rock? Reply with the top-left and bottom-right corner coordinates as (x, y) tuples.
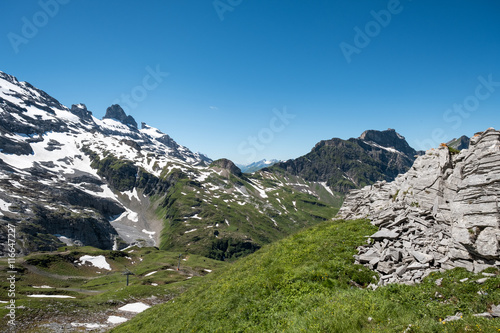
(377, 261), (396, 275)
(370, 228), (400, 240)
(444, 312), (463, 322)
(407, 262), (429, 270)
(411, 251), (433, 264)
(338, 128), (500, 284)
(103, 104), (138, 128)
(491, 304), (500, 317)
(475, 278), (489, 284)
(475, 227), (500, 257)
(395, 264), (407, 277)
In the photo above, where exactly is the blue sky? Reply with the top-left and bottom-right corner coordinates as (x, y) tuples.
(2, 0), (499, 164)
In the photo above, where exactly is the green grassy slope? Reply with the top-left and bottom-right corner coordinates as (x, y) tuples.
(0, 246), (227, 331)
(112, 219), (500, 333)
(154, 168), (340, 261)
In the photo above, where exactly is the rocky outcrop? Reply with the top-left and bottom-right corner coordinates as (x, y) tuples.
(210, 158), (243, 177)
(70, 103), (94, 122)
(337, 128), (500, 285)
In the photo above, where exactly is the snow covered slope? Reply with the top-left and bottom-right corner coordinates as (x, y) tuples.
(0, 71), (211, 254)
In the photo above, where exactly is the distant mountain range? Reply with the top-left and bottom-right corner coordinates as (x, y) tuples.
(0, 70), (472, 259)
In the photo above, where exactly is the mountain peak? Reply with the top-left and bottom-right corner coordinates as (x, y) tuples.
(210, 158), (242, 177)
(359, 128), (416, 156)
(70, 103), (93, 120)
(103, 104), (138, 128)
(0, 71), (19, 84)
(447, 135), (470, 151)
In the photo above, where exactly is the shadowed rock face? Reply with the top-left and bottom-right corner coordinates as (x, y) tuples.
(360, 128), (417, 157)
(337, 128), (500, 285)
(103, 104), (138, 128)
(273, 129), (418, 194)
(447, 135), (470, 151)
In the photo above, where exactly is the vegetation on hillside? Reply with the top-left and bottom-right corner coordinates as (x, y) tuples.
(113, 219), (500, 332)
(154, 169), (339, 261)
(0, 246), (227, 331)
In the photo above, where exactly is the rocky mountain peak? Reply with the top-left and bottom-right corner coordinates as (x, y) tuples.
(210, 158), (242, 177)
(447, 135), (470, 151)
(0, 71), (19, 84)
(359, 128), (416, 157)
(70, 103), (93, 121)
(337, 127), (500, 285)
(103, 104), (138, 128)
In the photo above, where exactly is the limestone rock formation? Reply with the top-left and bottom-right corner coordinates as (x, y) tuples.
(337, 128), (500, 285)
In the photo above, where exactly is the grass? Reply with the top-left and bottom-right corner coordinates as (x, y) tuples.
(155, 170), (340, 261)
(112, 219), (500, 333)
(0, 246), (228, 331)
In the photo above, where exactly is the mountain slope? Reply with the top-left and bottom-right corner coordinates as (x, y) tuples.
(0, 71), (337, 258)
(112, 218), (500, 332)
(270, 128), (418, 194)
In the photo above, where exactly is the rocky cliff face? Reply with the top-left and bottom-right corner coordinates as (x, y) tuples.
(337, 128), (500, 285)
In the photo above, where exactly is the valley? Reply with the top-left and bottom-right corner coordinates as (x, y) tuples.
(1, 70), (500, 332)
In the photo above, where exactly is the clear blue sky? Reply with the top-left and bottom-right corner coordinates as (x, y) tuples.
(2, 0), (499, 164)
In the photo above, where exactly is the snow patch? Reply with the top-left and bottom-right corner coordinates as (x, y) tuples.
(144, 271), (157, 277)
(118, 302), (151, 313)
(142, 229), (156, 239)
(28, 295), (76, 298)
(77, 255), (111, 270)
(0, 198), (12, 212)
(108, 316), (128, 324)
(319, 182), (335, 196)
